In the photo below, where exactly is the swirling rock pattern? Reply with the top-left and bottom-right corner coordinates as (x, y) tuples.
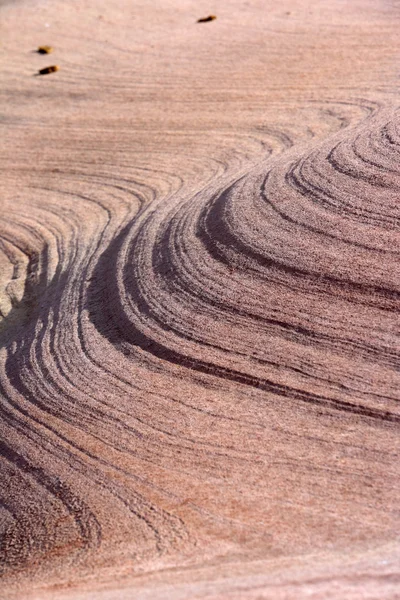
(1, 0), (400, 598)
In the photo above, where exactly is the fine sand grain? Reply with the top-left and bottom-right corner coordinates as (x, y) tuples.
(0, 0), (399, 598)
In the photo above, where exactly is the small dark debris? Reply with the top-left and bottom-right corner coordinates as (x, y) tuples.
(197, 15), (216, 23)
(37, 45), (53, 54)
(37, 65), (59, 75)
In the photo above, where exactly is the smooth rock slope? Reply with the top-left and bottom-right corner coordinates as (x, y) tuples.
(0, 0), (399, 598)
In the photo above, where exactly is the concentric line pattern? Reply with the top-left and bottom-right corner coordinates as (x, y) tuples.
(1, 109), (400, 597)
(90, 109), (400, 422)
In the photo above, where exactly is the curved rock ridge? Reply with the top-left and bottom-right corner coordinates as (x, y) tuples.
(89, 108), (400, 424)
(2, 0), (400, 595)
(1, 103), (400, 599)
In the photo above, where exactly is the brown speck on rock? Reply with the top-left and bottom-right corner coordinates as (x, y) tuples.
(197, 15), (216, 23)
(37, 65), (59, 75)
(37, 45), (53, 54)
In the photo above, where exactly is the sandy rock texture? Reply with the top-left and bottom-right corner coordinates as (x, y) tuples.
(0, 0), (399, 598)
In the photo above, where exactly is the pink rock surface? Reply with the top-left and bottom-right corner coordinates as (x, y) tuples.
(0, 0), (399, 598)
